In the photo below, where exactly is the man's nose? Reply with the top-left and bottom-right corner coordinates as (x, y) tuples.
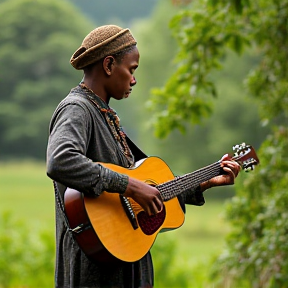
(130, 76), (137, 86)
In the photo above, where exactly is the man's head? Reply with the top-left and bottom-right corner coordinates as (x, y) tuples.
(70, 25), (137, 70)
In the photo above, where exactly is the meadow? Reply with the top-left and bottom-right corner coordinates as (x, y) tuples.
(0, 161), (231, 287)
(0, 161), (55, 232)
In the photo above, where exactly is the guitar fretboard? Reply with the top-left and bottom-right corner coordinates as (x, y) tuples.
(156, 161), (222, 201)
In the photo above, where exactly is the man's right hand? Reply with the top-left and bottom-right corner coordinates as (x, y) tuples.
(123, 177), (163, 216)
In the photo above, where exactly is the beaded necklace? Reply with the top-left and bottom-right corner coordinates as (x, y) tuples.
(79, 83), (134, 166)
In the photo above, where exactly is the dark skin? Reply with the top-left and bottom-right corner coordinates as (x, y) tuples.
(83, 46), (241, 216)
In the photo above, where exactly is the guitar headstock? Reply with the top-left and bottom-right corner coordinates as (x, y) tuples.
(232, 143), (260, 172)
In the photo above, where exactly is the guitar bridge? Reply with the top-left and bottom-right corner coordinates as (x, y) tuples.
(120, 195), (139, 230)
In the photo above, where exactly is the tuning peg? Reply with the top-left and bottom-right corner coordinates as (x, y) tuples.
(233, 144), (240, 151)
(242, 158), (257, 172)
(233, 143), (248, 153)
(244, 165), (255, 172)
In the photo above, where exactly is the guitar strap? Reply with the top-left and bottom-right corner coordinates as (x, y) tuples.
(125, 136), (147, 162)
(53, 181), (74, 232)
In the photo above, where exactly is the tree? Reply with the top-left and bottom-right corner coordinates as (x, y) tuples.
(69, 0), (156, 26)
(151, 0), (288, 286)
(0, 0), (93, 159)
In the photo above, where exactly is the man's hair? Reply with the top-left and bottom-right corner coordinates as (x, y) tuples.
(113, 45), (137, 63)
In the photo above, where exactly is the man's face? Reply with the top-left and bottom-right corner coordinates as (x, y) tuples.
(108, 47), (139, 100)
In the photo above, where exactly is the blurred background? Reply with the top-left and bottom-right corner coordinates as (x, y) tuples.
(0, 0), (279, 287)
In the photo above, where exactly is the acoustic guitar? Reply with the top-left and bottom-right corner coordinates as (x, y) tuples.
(64, 143), (259, 262)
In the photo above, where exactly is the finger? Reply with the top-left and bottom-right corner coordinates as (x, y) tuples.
(222, 167), (235, 184)
(154, 190), (164, 210)
(156, 199), (164, 212)
(232, 163), (241, 177)
(224, 163), (238, 175)
(157, 191), (164, 202)
(222, 161), (240, 177)
(220, 153), (231, 161)
(151, 199), (164, 215)
(149, 204), (159, 216)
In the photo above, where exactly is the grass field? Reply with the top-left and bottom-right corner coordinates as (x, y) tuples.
(0, 161), (55, 232)
(0, 161), (231, 285)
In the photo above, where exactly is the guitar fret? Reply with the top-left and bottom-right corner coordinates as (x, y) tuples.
(157, 162), (222, 201)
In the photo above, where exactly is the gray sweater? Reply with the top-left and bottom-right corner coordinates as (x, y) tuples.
(46, 85), (205, 288)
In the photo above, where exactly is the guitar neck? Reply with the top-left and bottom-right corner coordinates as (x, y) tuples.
(156, 161), (222, 201)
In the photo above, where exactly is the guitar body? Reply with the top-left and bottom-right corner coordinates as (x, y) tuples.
(64, 157), (185, 263)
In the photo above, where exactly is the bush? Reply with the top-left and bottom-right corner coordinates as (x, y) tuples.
(0, 212), (54, 288)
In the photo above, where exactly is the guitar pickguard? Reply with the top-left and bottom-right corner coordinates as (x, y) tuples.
(137, 206), (166, 235)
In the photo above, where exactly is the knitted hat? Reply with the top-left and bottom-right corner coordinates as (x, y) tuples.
(70, 25), (137, 70)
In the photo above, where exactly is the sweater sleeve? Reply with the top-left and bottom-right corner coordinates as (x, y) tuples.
(177, 186), (205, 208)
(46, 102), (128, 196)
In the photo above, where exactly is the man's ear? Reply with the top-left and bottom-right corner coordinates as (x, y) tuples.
(103, 56), (115, 76)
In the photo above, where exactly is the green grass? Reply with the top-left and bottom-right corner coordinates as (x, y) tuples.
(153, 201), (229, 264)
(0, 161), (55, 232)
(0, 161), (230, 267)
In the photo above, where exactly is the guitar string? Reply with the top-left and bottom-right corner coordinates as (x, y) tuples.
(157, 162), (222, 201)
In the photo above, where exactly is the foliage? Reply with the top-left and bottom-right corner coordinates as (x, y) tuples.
(214, 0), (288, 286)
(244, 1), (288, 123)
(148, 0), (254, 138)
(0, 0), (93, 159)
(143, 49), (267, 179)
(0, 212), (54, 288)
(152, 232), (218, 288)
(148, 0), (288, 287)
(212, 127), (288, 288)
(152, 234), (191, 287)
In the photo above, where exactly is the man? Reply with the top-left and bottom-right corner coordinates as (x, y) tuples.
(46, 25), (240, 288)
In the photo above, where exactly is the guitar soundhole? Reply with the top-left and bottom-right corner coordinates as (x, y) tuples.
(137, 206), (166, 235)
